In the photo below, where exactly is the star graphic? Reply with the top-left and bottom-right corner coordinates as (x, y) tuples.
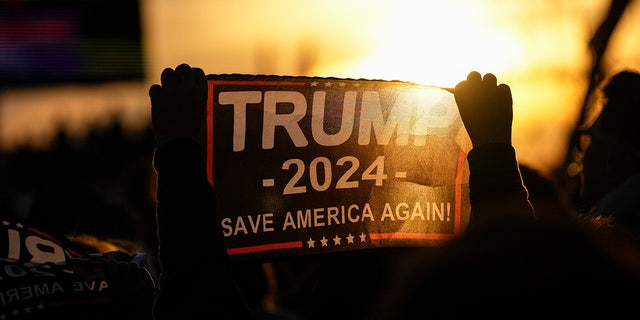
(37, 304), (45, 310)
(359, 232), (367, 242)
(339, 82), (346, 87)
(325, 82), (332, 87)
(306, 238), (315, 248)
(353, 83), (360, 87)
(346, 233), (355, 244)
(16, 223), (23, 229)
(2, 220), (9, 226)
(310, 81), (318, 86)
(333, 235), (342, 245)
(320, 236), (329, 247)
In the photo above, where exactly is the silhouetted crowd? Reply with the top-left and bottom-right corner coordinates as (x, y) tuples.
(0, 122), (159, 270)
(2, 64), (640, 319)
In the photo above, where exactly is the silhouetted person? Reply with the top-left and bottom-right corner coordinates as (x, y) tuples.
(149, 65), (640, 319)
(149, 64), (253, 319)
(372, 71), (640, 319)
(576, 70), (640, 240)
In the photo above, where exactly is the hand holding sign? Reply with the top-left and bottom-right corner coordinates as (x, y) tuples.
(149, 63), (207, 146)
(150, 64), (254, 320)
(454, 71), (513, 148)
(454, 71), (535, 226)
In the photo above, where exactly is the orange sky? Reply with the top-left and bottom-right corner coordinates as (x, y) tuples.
(1, 0), (639, 175)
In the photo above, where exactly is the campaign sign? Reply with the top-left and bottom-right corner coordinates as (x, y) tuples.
(206, 75), (471, 261)
(0, 215), (153, 317)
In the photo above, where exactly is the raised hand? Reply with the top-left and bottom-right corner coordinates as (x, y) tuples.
(149, 63), (207, 146)
(454, 71), (513, 148)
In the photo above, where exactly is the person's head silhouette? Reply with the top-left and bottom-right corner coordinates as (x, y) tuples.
(577, 70), (640, 238)
(578, 71), (640, 204)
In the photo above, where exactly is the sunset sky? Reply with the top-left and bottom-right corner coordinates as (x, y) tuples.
(1, 0), (639, 175)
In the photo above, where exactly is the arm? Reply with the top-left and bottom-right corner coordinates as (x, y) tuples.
(454, 71), (535, 230)
(150, 64), (252, 319)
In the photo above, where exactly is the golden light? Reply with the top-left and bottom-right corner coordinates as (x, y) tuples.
(310, 0), (523, 88)
(2, 0), (639, 176)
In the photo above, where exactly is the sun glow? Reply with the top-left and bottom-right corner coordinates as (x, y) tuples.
(2, 0), (633, 176)
(311, 1), (523, 88)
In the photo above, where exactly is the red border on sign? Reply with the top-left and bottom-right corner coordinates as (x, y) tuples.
(206, 78), (466, 256)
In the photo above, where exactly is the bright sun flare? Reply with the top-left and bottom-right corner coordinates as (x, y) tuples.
(312, 0), (523, 88)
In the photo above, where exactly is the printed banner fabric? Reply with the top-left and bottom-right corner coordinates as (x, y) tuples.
(206, 74), (472, 261)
